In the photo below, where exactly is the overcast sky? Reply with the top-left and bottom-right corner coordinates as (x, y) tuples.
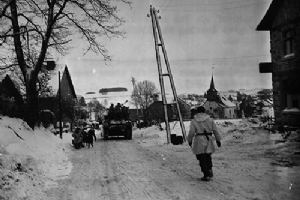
(55, 0), (273, 98)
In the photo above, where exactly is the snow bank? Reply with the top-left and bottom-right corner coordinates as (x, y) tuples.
(0, 115), (73, 199)
(133, 118), (264, 146)
(133, 121), (191, 145)
(0, 153), (47, 200)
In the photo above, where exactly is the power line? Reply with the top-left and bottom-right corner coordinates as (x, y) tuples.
(181, 54), (269, 61)
(160, 0), (270, 12)
(101, 54), (269, 63)
(161, 0), (268, 7)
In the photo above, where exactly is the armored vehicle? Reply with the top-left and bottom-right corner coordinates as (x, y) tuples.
(102, 103), (132, 140)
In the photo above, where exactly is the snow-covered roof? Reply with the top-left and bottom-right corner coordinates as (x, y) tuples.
(185, 99), (199, 106)
(262, 99), (273, 107)
(123, 101), (139, 109)
(220, 95), (236, 107)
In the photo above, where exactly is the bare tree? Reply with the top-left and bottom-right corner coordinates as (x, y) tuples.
(0, 0), (130, 128)
(131, 80), (158, 115)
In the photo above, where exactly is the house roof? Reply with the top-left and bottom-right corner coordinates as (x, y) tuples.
(219, 95), (236, 107)
(59, 66), (76, 98)
(256, 0), (282, 30)
(201, 100), (221, 108)
(202, 95), (236, 108)
(259, 99), (273, 107)
(123, 100), (139, 109)
(0, 75), (23, 104)
(156, 94), (176, 103)
(185, 99), (200, 106)
(156, 94), (189, 106)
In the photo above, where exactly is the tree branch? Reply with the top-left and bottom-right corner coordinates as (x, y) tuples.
(0, 28), (42, 39)
(63, 12), (110, 60)
(30, 0), (55, 81)
(17, 13), (44, 39)
(0, 63), (18, 70)
(0, 0), (13, 19)
(27, 0), (47, 17)
(9, 0), (27, 82)
(53, 0), (69, 23)
(69, 0), (121, 36)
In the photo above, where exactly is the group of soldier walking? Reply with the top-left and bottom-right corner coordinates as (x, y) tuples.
(107, 103), (130, 120)
(72, 126), (97, 149)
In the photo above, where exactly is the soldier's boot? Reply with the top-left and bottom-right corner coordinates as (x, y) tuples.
(200, 170), (211, 181)
(208, 169), (213, 178)
(200, 176), (210, 181)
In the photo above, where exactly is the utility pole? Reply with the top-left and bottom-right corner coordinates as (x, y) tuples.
(131, 77), (139, 119)
(131, 77), (136, 89)
(58, 71), (63, 139)
(149, 5), (187, 143)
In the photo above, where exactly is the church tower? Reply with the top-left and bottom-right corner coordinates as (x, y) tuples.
(205, 75), (219, 102)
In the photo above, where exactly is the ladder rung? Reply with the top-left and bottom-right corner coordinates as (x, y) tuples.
(157, 43), (162, 46)
(162, 73), (169, 76)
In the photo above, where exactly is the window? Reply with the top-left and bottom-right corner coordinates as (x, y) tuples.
(283, 29), (295, 57)
(287, 94), (300, 108)
(292, 99), (298, 108)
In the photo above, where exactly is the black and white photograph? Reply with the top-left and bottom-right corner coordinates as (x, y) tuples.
(0, 0), (299, 199)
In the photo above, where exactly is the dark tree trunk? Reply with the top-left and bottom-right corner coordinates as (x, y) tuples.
(25, 79), (39, 129)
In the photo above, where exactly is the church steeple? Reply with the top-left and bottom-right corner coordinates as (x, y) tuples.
(205, 71), (219, 101)
(209, 75), (215, 90)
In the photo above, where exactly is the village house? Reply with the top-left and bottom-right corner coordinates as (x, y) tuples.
(39, 66), (77, 128)
(0, 75), (24, 118)
(127, 104), (143, 122)
(202, 75), (236, 119)
(145, 96), (191, 123)
(257, 0), (300, 126)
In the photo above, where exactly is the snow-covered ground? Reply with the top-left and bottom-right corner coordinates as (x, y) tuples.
(133, 119), (300, 200)
(0, 116), (73, 200)
(1, 115), (300, 199)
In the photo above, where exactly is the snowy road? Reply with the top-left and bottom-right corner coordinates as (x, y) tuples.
(2, 117), (299, 200)
(45, 138), (221, 200)
(45, 124), (300, 200)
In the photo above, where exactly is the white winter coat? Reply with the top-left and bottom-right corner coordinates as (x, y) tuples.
(187, 113), (221, 155)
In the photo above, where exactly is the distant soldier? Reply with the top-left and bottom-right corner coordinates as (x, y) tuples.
(121, 106), (129, 120)
(86, 128), (97, 148)
(125, 107), (129, 120)
(187, 106), (221, 181)
(115, 103), (122, 120)
(108, 103), (115, 119)
(81, 128), (88, 147)
(72, 127), (84, 149)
